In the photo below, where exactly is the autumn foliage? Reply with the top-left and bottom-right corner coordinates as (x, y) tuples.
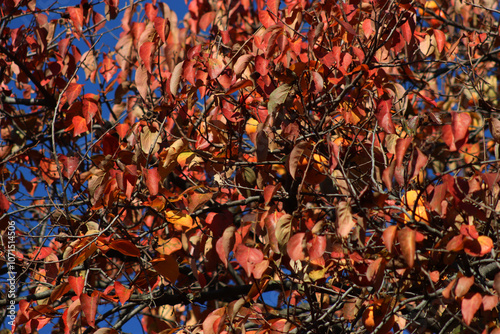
(2, 0), (500, 333)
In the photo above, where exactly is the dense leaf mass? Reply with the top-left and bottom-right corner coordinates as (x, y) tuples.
(2, 0), (500, 333)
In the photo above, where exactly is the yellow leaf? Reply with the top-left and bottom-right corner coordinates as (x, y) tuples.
(165, 210), (194, 229)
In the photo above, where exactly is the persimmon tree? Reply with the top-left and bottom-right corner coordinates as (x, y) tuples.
(2, 0), (500, 333)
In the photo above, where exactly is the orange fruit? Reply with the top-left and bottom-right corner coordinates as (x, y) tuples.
(362, 304), (395, 333)
(245, 118), (259, 135)
(297, 152), (328, 184)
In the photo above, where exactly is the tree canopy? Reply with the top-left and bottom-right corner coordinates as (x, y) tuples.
(2, 0), (500, 333)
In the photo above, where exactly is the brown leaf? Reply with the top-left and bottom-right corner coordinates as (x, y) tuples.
(455, 276), (474, 298)
(287, 232), (306, 261)
(135, 64), (149, 101)
(216, 226), (236, 267)
(337, 201), (355, 238)
(108, 239), (140, 257)
(383, 225), (398, 253)
(490, 118), (500, 144)
(170, 61), (184, 95)
(397, 227), (416, 268)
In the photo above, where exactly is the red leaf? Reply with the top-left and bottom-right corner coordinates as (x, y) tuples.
(92, 11), (106, 33)
(154, 17), (170, 44)
(187, 191), (214, 214)
(72, 115), (88, 136)
(460, 224), (479, 239)
(203, 308), (226, 334)
(139, 41), (155, 73)
(383, 225), (398, 253)
(453, 112), (471, 146)
(259, 10), (276, 29)
(395, 137), (412, 167)
(64, 83), (82, 105)
(114, 281), (132, 305)
(145, 167), (160, 196)
(307, 234), (326, 260)
(82, 95), (99, 121)
(398, 227), (416, 268)
(482, 295), (498, 311)
(234, 244), (264, 277)
(362, 19), (374, 38)
(68, 6), (84, 34)
(31, 247), (53, 261)
(263, 183), (280, 205)
(287, 233), (306, 261)
(108, 239), (140, 257)
(208, 57), (225, 79)
(433, 29), (446, 53)
(375, 98), (395, 134)
(446, 235), (464, 252)
(145, 3), (158, 21)
(60, 155), (79, 179)
(94, 329), (119, 334)
(332, 16), (357, 36)
(156, 237), (182, 256)
(443, 112), (471, 151)
(49, 283), (71, 303)
(81, 290), (99, 327)
(268, 0), (279, 14)
(100, 54), (116, 83)
(0, 191), (10, 213)
(366, 257), (385, 281)
(411, 148), (428, 179)
(68, 276), (84, 297)
(199, 11), (216, 31)
(104, 0), (119, 20)
(464, 236), (493, 257)
(462, 293), (482, 325)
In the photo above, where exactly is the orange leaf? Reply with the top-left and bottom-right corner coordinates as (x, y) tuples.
(151, 255), (179, 283)
(156, 237), (182, 256)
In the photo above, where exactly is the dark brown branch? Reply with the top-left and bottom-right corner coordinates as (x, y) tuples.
(0, 44), (57, 109)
